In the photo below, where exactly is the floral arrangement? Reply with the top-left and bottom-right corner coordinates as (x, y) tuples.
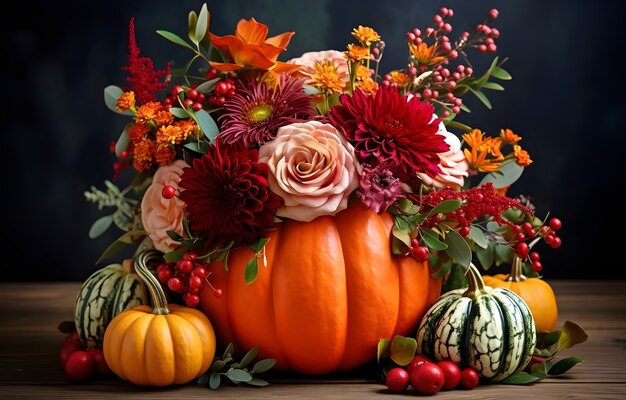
(86, 3), (563, 306)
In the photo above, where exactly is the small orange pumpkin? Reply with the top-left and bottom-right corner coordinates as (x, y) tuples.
(200, 201), (442, 375)
(103, 251), (216, 386)
(482, 256), (558, 332)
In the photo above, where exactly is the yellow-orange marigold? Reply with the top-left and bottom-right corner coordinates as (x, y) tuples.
(311, 61), (346, 95)
(514, 144), (533, 167)
(116, 91), (136, 111)
(153, 110), (175, 127)
(135, 102), (164, 124)
(356, 77), (379, 94)
(388, 70), (411, 87)
(345, 44), (370, 63)
(129, 123), (151, 143)
(500, 128), (522, 144)
(132, 139), (156, 172)
(351, 25), (380, 46)
(355, 64), (372, 81)
(155, 145), (176, 166)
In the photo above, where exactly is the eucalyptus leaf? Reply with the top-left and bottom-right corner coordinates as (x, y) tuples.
(443, 230), (472, 267)
(442, 264), (467, 292)
(547, 356), (583, 375)
(197, 374), (209, 386)
(184, 140), (209, 154)
(494, 243), (514, 266)
(169, 107), (190, 119)
(210, 359), (227, 372)
(195, 3), (210, 45)
(377, 338), (390, 364)
(156, 30), (195, 51)
(500, 372), (543, 384)
(226, 368), (252, 383)
(95, 239), (130, 265)
(195, 77), (221, 93)
(479, 159), (524, 188)
(89, 215), (114, 239)
(491, 66), (512, 80)
(104, 85), (134, 115)
(419, 228), (448, 250)
(239, 346), (259, 369)
(558, 321), (588, 350)
(252, 358), (277, 373)
(223, 343), (234, 359)
(468, 87), (492, 109)
(469, 226), (489, 249)
(397, 198), (420, 214)
(476, 242), (495, 270)
(115, 124), (131, 156)
(193, 109), (219, 143)
(244, 257), (259, 284)
(209, 373), (221, 389)
(303, 85), (321, 96)
(389, 335), (417, 366)
(246, 377), (269, 387)
(188, 11), (198, 44)
(430, 258), (452, 279)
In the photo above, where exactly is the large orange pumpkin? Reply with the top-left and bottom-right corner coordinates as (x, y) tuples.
(199, 201), (442, 375)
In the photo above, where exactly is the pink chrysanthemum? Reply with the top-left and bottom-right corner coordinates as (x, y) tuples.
(178, 141), (282, 247)
(357, 163), (405, 213)
(328, 86), (449, 183)
(218, 74), (315, 147)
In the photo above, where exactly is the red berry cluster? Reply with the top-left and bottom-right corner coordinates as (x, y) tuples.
(409, 237), (430, 261)
(513, 217), (563, 272)
(385, 354), (479, 395)
(59, 329), (113, 382)
(156, 252), (208, 307)
(207, 77), (237, 107)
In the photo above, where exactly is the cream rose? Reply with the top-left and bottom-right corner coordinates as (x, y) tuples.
(258, 120), (360, 222)
(417, 120), (469, 189)
(141, 160), (189, 252)
(287, 50), (350, 85)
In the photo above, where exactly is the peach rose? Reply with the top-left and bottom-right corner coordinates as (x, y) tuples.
(287, 50), (350, 85)
(258, 120), (360, 222)
(417, 119), (469, 189)
(141, 160), (189, 252)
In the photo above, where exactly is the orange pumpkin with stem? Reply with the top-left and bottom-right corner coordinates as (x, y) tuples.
(199, 201), (442, 375)
(103, 250), (216, 386)
(482, 255), (558, 332)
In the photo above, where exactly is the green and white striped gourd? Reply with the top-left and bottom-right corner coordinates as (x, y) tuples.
(416, 263), (536, 382)
(74, 259), (150, 345)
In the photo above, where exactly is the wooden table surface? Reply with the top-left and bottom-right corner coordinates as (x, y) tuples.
(1, 280), (625, 399)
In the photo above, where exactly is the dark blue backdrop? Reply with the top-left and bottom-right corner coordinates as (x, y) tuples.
(5, 0), (625, 281)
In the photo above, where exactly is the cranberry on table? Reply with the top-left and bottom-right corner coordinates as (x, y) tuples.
(436, 359), (462, 390)
(410, 362), (445, 395)
(385, 367), (410, 392)
(64, 350), (96, 382)
(460, 367), (480, 389)
(405, 354), (432, 375)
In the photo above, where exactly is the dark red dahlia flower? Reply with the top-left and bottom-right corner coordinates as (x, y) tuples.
(218, 73), (315, 147)
(178, 141), (282, 247)
(328, 86), (449, 182)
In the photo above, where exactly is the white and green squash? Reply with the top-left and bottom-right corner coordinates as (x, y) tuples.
(416, 263), (536, 382)
(74, 259), (150, 345)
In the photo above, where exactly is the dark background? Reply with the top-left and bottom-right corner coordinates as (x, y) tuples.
(4, 0), (625, 281)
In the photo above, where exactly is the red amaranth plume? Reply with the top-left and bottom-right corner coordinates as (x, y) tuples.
(121, 18), (171, 105)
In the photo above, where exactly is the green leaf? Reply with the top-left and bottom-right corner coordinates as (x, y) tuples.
(469, 226), (488, 249)
(195, 77), (221, 93)
(195, 3), (210, 44)
(480, 159), (525, 188)
(187, 11), (198, 44)
(442, 264), (468, 292)
(389, 335), (417, 366)
(104, 85), (134, 116)
(445, 120), (473, 132)
(473, 56), (499, 88)
(392, 226), (411, 249)
(226, 368), (252, 383)
(500, 372), (543, 384)
(491, 66), (512, 80)
(163, 249), (184, 262)
(494, 242), (514, 266)
(252, 358), (277, 373)
(156, 30), (195, 51)
(377, 338), (391, 364)
(476, 241), (495, 270)
(246, 377), (269, 387)
(430, 258), (452, 279)
(548, 356), (583, 375)
(428, 199), (462, 215)
(210, 359), (227, 372)
(89, 215), (113, 239)
(239, 346), (259, 369)
(558, 321), (589, 350)
(115, 124), (131, 156)
(303, 85), (321, 96)
(193, 109), (219, 143)
(197, 374), (209, 386)
(537, 330), (561, 349)
(444, 230), (472, 267)
(244, 257), (258, 284)
(223, 343), (234, 359)
(169, 107), (190, 119)
(95, 239), (130, 265)
(248, 237), (270, 253)
(468, 87), (492, 109)
(419, 228), (448, 250)
(481, 81), (505, 91)
(396, 198), (420, 214)
(166, 230), (183, 241)
(184, 140), (209, 155)
(209, 373), (221, 389)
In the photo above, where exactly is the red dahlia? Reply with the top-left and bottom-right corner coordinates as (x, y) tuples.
(328, 86), (449, 183)
(178, 141), (282, 247)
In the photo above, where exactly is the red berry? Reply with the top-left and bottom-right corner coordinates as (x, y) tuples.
(459, 226), (470, 237)
(385, 367), (410, 392)
(183, 98), (193, 107)
(521, 222), (533, 233)
(192, 266), (207, 278)
(156, 267), (172, 283)
(213, 288), (224, 299)
(410, 362), (445, 395)
(515, 242), (529, 258)
(177, 259), (194, 274)
(410, 237), (419, 248)
(549, 218), (562, 231)
(192, 102), (203, 111)
(550, 236), (562, 248)
(405, 354), (432, 376)
(59, 330), (84, 367)
(539, 225), (549, 235)
(529, 251), (540, 262)
(411, 245), (429, 261)
(460, 367), (480, 389)
(188, 275), (203, 289)
(161, 185), (176, 199)
(187, 89), (198, 100)
(531, 261), (542, 272)
(168, 277), (182, 292)
(64, 351), (96, 382)
(184, 293), (200, 307)
(515, 233), (526, 242)
(436, 359), (462, 390)
(544, 234), (555, 244)
(87, 347), (113, 376)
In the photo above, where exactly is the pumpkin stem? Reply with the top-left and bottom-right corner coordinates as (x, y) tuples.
(506, 256), (527, 282)
(122, 259), (135, 275)
(463, 263), (488, 299)
(135, 250), (170, 315)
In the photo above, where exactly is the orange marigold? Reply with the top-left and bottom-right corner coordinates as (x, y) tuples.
(175, 119), (200, 140)
(345, 44), (370, 63)
(355, 64), (372, 81)
(462, 129), (489, 150)
(388, 70), (411, 87)
(351, 25), (380, 46)
(157, 124), (184, 146)
(311, 61), (346, 95)
(500, 128), (522, 144)
(409, 42), (446, 65)
(153, 110), (175, 127)
(116, 91), (136, 111)
(486, 137), (504, 159)
(132, 138), (155, 172)
(514, 144), (533, 167)
(129, 123), (151, 143)
(356, 77), (379, 94)
(155, 144), (176, 166)
(135, 101), (164, 124)
(463, 147), (502, 173)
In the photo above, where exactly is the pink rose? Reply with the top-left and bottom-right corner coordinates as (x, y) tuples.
(417, 120), (469, 189)
(287, 50), (350, 85)
(258, 120), (360, 222)
(141, 160), (189, 252)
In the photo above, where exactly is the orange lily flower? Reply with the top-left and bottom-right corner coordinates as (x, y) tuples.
(408, 42), (446, 65)
(209, 17), (302, 78)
